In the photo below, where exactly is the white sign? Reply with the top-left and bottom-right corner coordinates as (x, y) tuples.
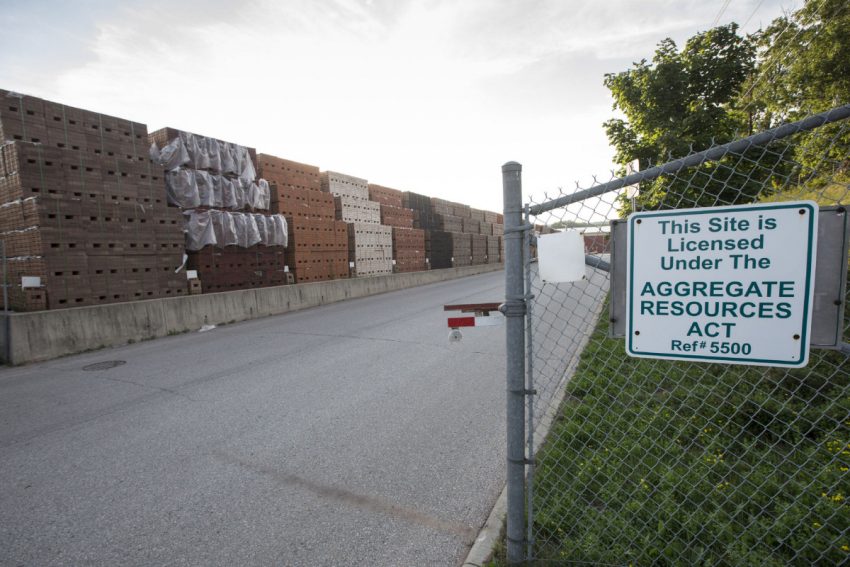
(537, 230), (586, 283)
(626, 201), (818, 367)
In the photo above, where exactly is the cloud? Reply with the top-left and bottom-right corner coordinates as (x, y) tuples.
(0, 0), (798, 211)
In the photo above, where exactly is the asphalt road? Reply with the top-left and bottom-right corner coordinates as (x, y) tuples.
(0, 271), (510, 566)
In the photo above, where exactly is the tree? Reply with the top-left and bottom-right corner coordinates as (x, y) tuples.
(604, 24), (759, 214)
(746, 0), (850, 191)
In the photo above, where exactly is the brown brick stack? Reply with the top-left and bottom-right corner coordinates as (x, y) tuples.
(471, 233), (488, 264)
(487, 236), (502, 263)
(379, 205), (414, 228)
(391, 227), (426, 272)
(186, 246), (287, 292)
(0, 90), (186, 310)
(406, 195), (504, 269)
(260, 154), (348, 283)
(402, 191), (436, 230)
(426, 231), (472, 269)
(287, 218), (349, 282)
(584, 232), (610, 254)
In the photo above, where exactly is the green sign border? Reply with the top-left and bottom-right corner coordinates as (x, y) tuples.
(627, 202), (817, 366)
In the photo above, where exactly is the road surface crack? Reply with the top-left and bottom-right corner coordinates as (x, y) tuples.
(213, 449), (476, 543)
(92, 375), (201, 402)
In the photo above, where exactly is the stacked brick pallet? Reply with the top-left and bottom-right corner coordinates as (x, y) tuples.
(369, 184), (425, 273)
(0, 90), (187, 310)
(150, 128), (289, 292)
(426, 231), (470, 269)
(0, 87), (506, 311)
(471, 233), (488, 264)
(323, 171), (379, 223)
(402, 193), (504, 268)
(402, 191), (436, 230)
(323, 171), (392, 277)
(259, 154), (348, 283)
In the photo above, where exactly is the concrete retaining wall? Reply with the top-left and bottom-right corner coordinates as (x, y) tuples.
(1, 264), (503, 365)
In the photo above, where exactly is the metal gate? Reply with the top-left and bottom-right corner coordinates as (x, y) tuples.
(501, 104), (850, 564)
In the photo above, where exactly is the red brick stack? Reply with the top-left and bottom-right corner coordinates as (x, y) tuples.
(260, 154), (348, 283)
(0, 90), (186, 310)
(369, 184), (425, 272)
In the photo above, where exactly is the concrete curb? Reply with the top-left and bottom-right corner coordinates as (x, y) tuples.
(462, 485), (506, 566)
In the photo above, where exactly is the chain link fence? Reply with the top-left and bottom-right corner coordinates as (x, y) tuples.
(506, 104), (850, 565)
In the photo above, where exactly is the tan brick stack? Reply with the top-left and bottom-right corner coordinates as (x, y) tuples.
(348, 222), (393, 277)
(324, 171), (393, 277)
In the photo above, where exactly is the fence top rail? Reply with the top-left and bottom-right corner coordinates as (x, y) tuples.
(527, 104), (850, 216)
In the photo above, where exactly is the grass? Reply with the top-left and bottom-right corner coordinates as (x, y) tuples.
(490, 303), (850, 565)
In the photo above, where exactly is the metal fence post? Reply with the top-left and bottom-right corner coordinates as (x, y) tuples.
(501, 161), (526, 563)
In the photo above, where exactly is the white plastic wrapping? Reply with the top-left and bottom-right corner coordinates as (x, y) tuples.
(195, 170), (215, 207)
(221, 142), (238, 175)
(231, 213), (247, 247)
(257, 179), (271, 210)
(246, 182), (259, 211)
(165, 168), (200, 209)
(219, 176), (238, 209)
(244, 213), (261, 247)
(183, 211), (288, 250)
(194, 133), (211, 170)
(151, 137), (191, 170)
(270, 214), (288, 247)
(211, 175), (225, 208)
(238, 146), (256, 182)
(244, 180), (271, 211)
(179, 131), (202, 170)
(231, 213), (261, 247)
(254, 214), (270, 245)
(207, 138), (222, 172)
(235, 178), (250, 210)
(159, 131), (255, 178)
(210, 210), (238, 247)
(184, 210), (217, 251)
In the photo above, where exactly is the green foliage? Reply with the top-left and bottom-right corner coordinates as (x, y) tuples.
(760, 172), (850, 205)
(604, 24), (760, 214)
(605, 0), (850, 216)
(745, 0), (850, 188)
(526, 311), (850, 565)
(748, 0), (850, 124)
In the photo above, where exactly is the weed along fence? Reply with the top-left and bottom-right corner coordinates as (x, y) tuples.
(499, 104), (850, 564)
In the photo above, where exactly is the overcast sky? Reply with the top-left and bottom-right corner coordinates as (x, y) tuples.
(0, 0), (796, 213)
